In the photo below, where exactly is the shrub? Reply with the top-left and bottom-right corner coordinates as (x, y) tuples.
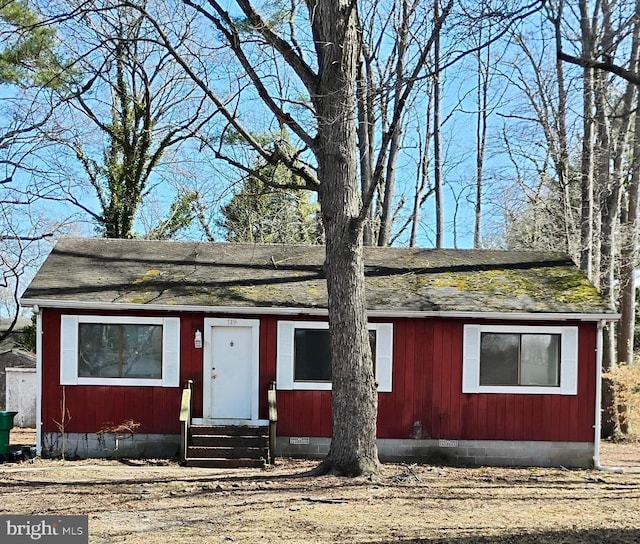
(604, 363), (640, 440)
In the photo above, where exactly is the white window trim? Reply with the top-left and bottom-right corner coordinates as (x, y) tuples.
(276, 321), (393, 392)
(60, 315), (181, 387)
(462, 324), (578, 395)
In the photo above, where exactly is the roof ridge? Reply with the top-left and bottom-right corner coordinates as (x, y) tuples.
(54, 237), (572, 258)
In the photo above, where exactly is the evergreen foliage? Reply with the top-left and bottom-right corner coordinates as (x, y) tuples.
(16, 313), (36, 352)
(147, 190), (199, 240)
(220, 166), (320, 245)
(0, 1), (64, 87)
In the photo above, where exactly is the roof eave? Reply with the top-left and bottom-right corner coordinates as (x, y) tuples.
(20, 297), (620, 322)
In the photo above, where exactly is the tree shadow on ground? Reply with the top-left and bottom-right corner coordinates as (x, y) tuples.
(365, 528), (639, 544)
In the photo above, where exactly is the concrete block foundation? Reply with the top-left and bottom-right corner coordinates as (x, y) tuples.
(276, 437), (594, 469)
(40, 432), (594, 469)
(41, 432), (180, 459)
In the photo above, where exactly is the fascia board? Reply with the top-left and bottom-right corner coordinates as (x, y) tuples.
(21, 297), (620, 322)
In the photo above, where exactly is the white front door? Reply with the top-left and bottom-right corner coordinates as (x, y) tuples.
(203, 318), (260, 421)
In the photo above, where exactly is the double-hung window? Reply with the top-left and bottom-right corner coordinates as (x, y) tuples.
(462, 325), (578, 395)
(276, 321), (393, 391)
(60, 315), (180, 387)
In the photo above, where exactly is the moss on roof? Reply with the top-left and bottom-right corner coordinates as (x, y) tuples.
(20, 237), (615, 316)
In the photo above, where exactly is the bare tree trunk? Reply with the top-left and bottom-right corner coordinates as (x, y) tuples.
(595, 66), (614, 315)
(594, 0), (622, 439)
(614, 0), (640, 435)
(433, 0), (443, 248)
(618, 95), (640, 368)
(474, 33), (489, 249)
(573, 0), (621, 438)
(579, 0), (595, 280)
(410, 101), (432, 247)
(357, 55), (374, 246)
(615, 0), (640, 371)
(616, 96), (640, 435)
(550, 1), (577, 259)
(311, 0), (380, 475)
(614, 99), (640, 435)
(594, 105), (621, 435)
(378, 0), (411, 247)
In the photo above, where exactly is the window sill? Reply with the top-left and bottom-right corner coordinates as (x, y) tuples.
(290, 381), (332, 391)
(76, 377), (163, 387)
(463, 384), (572, 395)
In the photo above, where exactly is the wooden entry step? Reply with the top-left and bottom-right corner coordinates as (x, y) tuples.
(184, 425), (269, 468)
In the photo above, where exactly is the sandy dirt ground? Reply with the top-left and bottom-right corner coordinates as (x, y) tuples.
(2, 430), (639, 543)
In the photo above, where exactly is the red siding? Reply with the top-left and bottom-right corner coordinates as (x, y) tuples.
(40, 308), (598, 443)
(41, 309), (205, 434)
(271, 317), (597, 443)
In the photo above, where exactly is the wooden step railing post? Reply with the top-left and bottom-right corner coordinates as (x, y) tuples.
(268, 381), (277, 464)
(179, 379), (193, 465)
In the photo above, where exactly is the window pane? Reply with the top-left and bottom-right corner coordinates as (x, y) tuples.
(521, 334), (560, 386)
(293, 328), (378, 383)
(294, 329), (331, 381)
(480, 333), (519, 385)
(78, 323), (162, 379)
(369, 330), (377, 364)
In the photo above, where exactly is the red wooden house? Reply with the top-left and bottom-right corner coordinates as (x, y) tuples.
(20, 238), (617, 468)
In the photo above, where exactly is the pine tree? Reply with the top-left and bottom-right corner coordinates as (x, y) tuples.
(0, 1), (64, 87)
(220, 166), (319, 245)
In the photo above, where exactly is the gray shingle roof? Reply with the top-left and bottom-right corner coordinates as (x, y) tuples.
(20, 237), (615, 316)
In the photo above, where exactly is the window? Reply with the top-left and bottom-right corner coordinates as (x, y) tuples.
(462, 325), (578, 395)
(294, 328), (332, 382)
(78, 323), (163, 379)
(293, 328), (378, 382)
(479, 332), (560, 386)
(277, 321), (393, 391)
(60, 315), (180, 387)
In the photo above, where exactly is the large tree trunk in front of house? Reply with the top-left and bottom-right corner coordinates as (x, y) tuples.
(319, 205), (380, 475)
(309, 0), (380, 476)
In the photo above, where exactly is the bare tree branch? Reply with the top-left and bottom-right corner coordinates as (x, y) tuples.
(558, 50), (640, 85)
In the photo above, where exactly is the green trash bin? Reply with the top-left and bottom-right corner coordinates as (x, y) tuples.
(0, 411), (18, 456)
